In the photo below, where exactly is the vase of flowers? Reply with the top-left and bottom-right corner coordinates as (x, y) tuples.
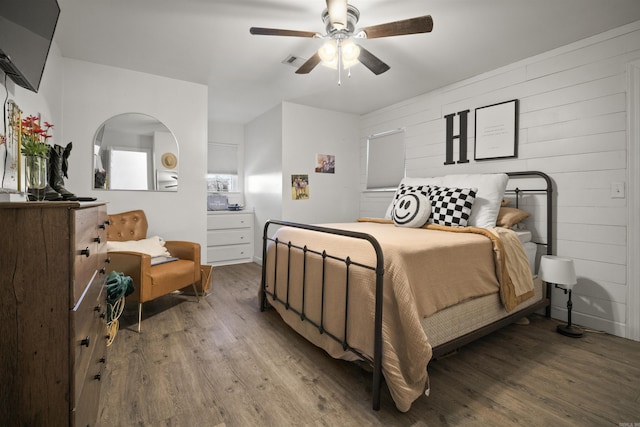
(20, 116), (53, 201)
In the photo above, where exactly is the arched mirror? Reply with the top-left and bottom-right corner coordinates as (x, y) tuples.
(93, 113), (178, 191)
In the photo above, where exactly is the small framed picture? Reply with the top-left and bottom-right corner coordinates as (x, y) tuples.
(474, 99), (519, 161)
(315, 154), (335, 174)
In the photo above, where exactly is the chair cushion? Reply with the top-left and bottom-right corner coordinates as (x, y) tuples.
(149, 259), (198, 294)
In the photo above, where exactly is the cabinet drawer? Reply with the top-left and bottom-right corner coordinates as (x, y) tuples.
(208, 244), (252, 263)
(208, 228), (252, 246)
(207, 213), (252, 230)
(73, 348), (105, 427)
(74, 208), (100, 304)
(72, 278), (106, 403)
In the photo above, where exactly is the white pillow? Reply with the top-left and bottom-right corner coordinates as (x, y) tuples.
(384, 176), (443, 219)
(392, 191), (432, 228)
(106, 235), (171, 257)
(441, 173), (508, 228)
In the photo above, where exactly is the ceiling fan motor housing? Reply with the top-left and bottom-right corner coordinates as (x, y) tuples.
(322, 5), (360, 37)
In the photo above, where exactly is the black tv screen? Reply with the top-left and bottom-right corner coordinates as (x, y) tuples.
(0, 0), (60, 93)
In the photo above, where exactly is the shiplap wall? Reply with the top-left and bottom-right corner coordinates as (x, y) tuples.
(359, 21), (640, 338)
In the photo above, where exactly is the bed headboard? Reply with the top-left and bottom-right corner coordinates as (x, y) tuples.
(505, 171), (553, 256)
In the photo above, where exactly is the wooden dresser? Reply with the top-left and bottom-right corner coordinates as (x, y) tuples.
(0, 202), (110, 426)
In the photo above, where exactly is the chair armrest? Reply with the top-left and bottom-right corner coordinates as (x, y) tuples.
(165, 241), (201, 263)
(107, 251), (152, 300)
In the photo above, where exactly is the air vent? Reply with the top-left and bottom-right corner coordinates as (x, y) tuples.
(281, 55), (307, 68)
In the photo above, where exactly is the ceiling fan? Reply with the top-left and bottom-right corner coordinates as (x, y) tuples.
(249, 0), (433, 79)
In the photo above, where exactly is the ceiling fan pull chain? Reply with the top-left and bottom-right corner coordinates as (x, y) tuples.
(337, 40), (343, 86)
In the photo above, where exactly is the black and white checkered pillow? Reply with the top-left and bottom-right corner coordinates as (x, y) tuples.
(428, 186), (477, 227)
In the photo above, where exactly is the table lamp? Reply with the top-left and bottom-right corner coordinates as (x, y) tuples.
(539, 255), (582, 338)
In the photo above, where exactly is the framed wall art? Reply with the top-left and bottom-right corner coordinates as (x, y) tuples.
(474, 99), (519, 161)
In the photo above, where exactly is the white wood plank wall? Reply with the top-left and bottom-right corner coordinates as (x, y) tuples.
(359, 22), (640, 338)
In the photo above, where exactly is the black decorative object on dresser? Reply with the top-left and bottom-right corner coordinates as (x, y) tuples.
(0, 201), (110, 426)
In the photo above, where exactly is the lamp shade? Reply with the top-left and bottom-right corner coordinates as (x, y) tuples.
(539, 255), (577, 287)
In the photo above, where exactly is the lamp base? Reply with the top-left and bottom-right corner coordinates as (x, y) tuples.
(557, 324), (583, 338)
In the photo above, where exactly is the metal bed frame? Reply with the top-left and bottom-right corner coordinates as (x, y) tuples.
(260, 170), (553, 410)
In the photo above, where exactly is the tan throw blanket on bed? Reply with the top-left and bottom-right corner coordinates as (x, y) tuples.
(264, 219), (534, 412)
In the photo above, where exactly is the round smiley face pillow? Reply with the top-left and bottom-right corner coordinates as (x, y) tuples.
(391, 191), (431, 228)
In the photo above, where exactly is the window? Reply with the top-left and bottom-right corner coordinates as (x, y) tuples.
(366, 129), (405, 190)
(207, 143), (238, 192)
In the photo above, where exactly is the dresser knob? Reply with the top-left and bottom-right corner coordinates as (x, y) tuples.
(99, 357), (106, 364)
(100, 312), (106, 319)
(94, 304), (101, 312)
(94, 236), (101, 244)
(81, 336), (91, 347)
(81, 247), (90, 257)
(94, 373), (101, 381)
(105, 257), (111, 264)
(99, 267), (106, 274)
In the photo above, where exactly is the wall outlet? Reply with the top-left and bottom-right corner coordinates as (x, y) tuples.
(611, 182), (625, 199)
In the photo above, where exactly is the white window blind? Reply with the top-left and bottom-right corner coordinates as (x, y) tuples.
(366, 129), (405, 190)
(208, 143), (238, 174)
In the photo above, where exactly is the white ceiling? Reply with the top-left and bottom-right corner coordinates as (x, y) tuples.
(55, 0), (640, 125)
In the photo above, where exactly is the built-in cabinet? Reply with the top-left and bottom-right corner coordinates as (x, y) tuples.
(207, 210), (254, 265)
(0, 202), (110, 426)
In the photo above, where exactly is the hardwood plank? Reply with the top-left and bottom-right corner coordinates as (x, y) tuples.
(97, 263), (640, 426)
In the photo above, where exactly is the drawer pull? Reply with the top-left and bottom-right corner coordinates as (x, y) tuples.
(105, 257), (111, 264)
(100, 312), (106, 319)
(81, 247), (90, 257)
(94, 236), (101, 244)
(94, 304), (101, 312)
(99, 267), (106, 274)
(94, 373), (102, 381)
(81, 336), (91, 347)
(99, 357), (106, 364)
(99, 220), (111, 229)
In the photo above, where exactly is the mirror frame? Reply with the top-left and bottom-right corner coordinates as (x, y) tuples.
(93, 113), (179, 192)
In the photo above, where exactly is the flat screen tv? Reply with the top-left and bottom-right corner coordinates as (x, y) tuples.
(0, 0), (60, 93)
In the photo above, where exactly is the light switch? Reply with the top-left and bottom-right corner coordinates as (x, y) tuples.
(611, 182), (625, 198)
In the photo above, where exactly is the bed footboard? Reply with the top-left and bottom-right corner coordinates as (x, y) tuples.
(261, 220), (385, 410)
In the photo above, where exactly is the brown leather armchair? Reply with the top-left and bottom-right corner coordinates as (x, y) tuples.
(106, 209), (201, 332)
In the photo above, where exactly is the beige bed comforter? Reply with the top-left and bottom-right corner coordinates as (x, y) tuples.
(264, 220), (534, 412)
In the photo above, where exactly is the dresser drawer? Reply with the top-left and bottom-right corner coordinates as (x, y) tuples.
(72, 277), (106, 403)
(207, 228), (252, 246)
(74, 208), (101, 304)
(73, 347), (105, 427)
(207, 244), (252, 263)
(207, 213), (252, 229)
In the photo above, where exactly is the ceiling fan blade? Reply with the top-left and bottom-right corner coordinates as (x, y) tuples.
(250, 27), (318, 38)
(295, 52), (322, 74)
(326, 0), (348, 30)
(361, 15), (433, 39)
(357, 45), (390, 75)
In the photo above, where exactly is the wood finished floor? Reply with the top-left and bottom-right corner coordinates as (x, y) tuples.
(97, 263), (640, 427)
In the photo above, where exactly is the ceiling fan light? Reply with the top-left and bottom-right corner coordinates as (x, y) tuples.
(341, 39), (360, 62)
(319, 40), (338, 62)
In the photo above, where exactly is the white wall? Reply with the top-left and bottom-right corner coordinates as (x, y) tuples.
(359, 21), (640, 339)
(281, 102), (360, 225)
(62, 58), (208, 258)
(245, 104), (283, 261)
(245, 102), (361, 263)
(0, 43), (64, 195)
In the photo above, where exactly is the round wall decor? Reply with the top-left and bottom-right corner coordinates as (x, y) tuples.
(161, 152), (178, 169)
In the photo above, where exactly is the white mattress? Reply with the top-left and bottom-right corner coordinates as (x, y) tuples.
(422, 277), (544, 348)
(513, 229), (532, 243)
